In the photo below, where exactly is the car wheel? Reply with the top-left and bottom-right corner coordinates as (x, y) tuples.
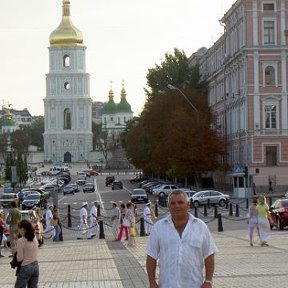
(159, 192), (166, 197)
(193, 201), (200, 208)
(219, 199), (226, 207)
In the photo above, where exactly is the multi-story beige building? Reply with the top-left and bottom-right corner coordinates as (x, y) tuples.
(191, 0), (288, 195)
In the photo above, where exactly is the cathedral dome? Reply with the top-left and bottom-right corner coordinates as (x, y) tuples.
(103, 89), (117, 114)
(49, 0), (84, 47)
(117, 85), (132, 113)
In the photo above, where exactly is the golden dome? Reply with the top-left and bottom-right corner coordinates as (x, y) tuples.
(49, 0), (83, 47)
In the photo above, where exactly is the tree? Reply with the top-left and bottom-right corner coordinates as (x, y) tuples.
(145, 48), (203, 102)
(92, 122), (109, 163)
(29, 116), (44, 150)
(121, 48), (226, 186)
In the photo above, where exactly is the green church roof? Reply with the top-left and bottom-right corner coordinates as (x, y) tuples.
(117, 99), (132, 113)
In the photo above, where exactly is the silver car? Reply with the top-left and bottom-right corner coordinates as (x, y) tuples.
(191, 190), (229, 207)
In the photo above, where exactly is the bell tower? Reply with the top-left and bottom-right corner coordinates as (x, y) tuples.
(43, 0), (93, 163)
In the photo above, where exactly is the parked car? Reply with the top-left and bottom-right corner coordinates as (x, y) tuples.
(89, 170), (99, 176)
(269, 199), (288, 230)
(70, 184), (80, 193)
(191, 190), (229, 207)
(76, 177), (86, 186)
(20, 188), (50, 200)
(130, 188), (149, 204)
(63, 185), (75, 195)
(77, 171), (87, 179)
(40, 183), (62, 193)
(105, 176), (115, 186)
(130, 176), (149, 184)
(151, 184), (179, 197)
(21, 193), (47, 210)
(112, 180), (123, 190)
(0, 193), (19, 208)
(83, 183), (95, 193)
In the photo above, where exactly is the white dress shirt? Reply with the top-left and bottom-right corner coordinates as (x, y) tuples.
(145, 213), (218, 288)
(80, 207), (88, 223)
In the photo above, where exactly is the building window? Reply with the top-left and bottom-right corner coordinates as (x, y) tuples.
(265, 104), (277, 128)
(63, 55), (70, 67)
(265, 66), (275, 85)
(266, 146), (277, 166)
(64, 108), (71, 130)
(64, 82), (70, 90)
(263, 3), (275, 11)
(263, 21), (275, 44)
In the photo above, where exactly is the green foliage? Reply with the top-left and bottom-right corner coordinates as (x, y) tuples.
(92, 122), (108, 162)
(145, 48), (202, 102)
(121, 48), (227, 185)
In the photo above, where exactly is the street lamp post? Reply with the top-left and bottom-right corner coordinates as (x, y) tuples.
(167, 84), (198, 112)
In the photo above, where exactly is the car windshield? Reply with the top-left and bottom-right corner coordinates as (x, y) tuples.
(3, 194), (16, 199)
(280, 200), (288, 207)
(25, 194), (40, 200)
(133, 190), (145, 195)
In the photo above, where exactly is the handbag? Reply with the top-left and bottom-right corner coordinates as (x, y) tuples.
(123, 218), (130, 227)
(129, 226), (137, 237)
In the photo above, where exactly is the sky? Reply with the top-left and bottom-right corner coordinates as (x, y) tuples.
(0, 0), (236, 117)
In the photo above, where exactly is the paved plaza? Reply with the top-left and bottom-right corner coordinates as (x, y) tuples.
(0, 224), (287, 288)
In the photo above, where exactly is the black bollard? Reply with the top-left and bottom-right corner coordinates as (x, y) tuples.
(229, 203), (233, 216)
(269, 197), (272, 207)
(217, 213), (224, 232)
(68, 204), (72, 228)
(246, 198), (249, 209)
(207, 199), (211, 209)
(140, 217), (146, 236)
(235, 204), (240, 217)
(214, 205), (218, 219)
(97, 204), (101, 217)
(204, 204), (207, 217)
(99, 220), (105, 239)
(225, 200), (229, 209)
(194, 207), (198, 218)
(154, 203), (158, 217)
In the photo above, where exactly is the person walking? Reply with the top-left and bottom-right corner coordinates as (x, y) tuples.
(257, 195), (273, 246)
(126, 202), (136, 247)
(34, 208), (44, 247)
(117, 203), (129, 241)
(111, 202), (120, 240)
(44, 205), (55, 239)
(247, 197), (258, 246)
(143, 202), (154, 236)
(6, 201), (22, 253)
(0, 211), (8, 257)
(51, 208), (61, 242)
(87, 201), (99, 239)
(146, 189), (218, 288)
(13, 219), (39, 288)
(77, 202), (88, 240)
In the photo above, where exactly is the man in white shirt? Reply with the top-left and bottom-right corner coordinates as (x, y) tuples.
(44, 205), (55, 239)
(146, 190), (218, 288)
(143, 202), (153, 235)
(87, 201), (99, 239)
(77, 202), (88, 240)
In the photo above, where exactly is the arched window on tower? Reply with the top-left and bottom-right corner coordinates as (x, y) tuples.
(265, 66), (275, 85)
(64, 108), (71, 130)
(63, 55), (70, 67)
